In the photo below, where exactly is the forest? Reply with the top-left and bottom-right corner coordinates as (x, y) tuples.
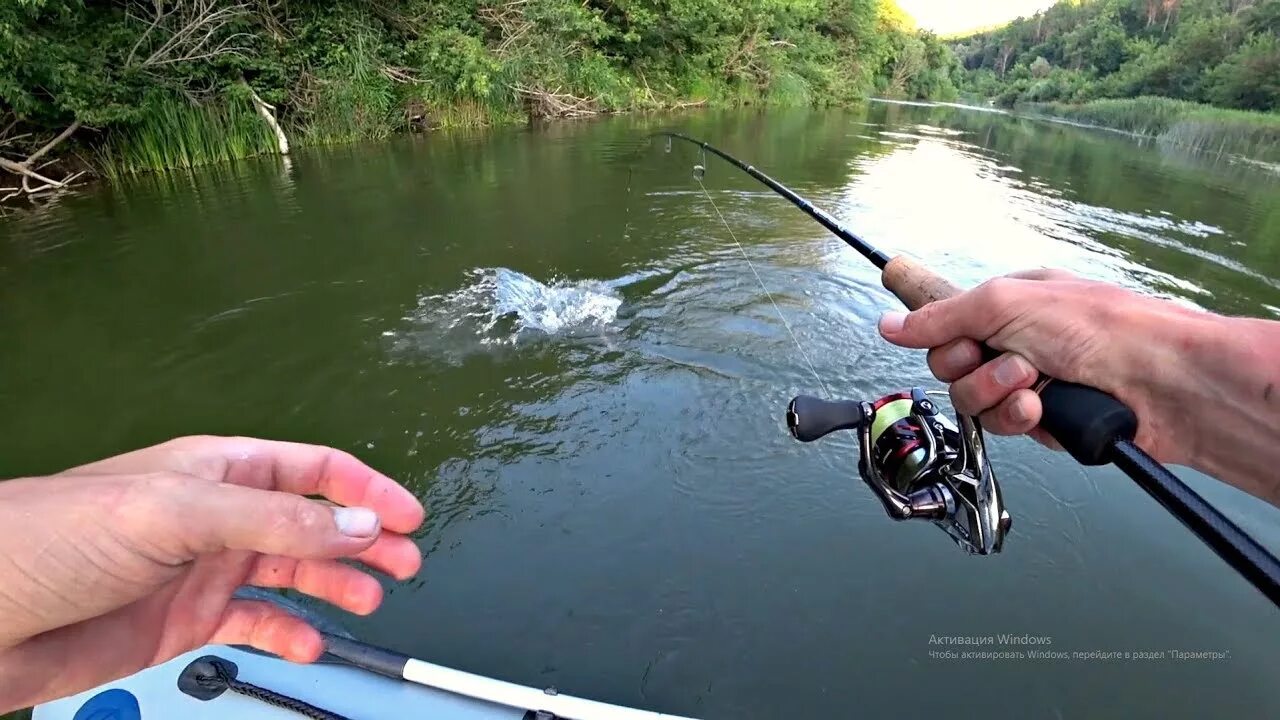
(0, 0), (958, 193)
(953, 0), (1279, 111)
(951, 0), (1279, 161)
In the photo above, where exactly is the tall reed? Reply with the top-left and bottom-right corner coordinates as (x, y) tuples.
(97, 96), (278, 178)
(1027, 97), (1280, 162)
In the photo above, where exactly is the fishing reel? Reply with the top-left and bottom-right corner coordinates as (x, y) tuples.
(786, 388), (1012, 555)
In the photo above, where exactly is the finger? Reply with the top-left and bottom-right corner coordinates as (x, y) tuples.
(1028, 426), (1064, 451)
(353, 532), (422, 581)
(1006, 268), (1077, 282)
(949, 352), (1039, 416)
(139, 476), (384, 560)
(82, 436), (426, 535)
(248, 557), (384, 616)
(878, 286), (1000, 350)
(978, 388), (1042, 436)
(210, 599), (323, 662)
(926, 337), (983, 382)
(197, 437), (426, 535)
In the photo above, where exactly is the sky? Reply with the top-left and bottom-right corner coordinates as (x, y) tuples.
(896, 0), (1059, 35)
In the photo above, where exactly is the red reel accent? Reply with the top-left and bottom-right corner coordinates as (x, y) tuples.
(872, 391), (912, 410)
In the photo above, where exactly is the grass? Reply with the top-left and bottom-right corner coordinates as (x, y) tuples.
(424, 99), (520, 129)
(1023, 96), (1280, 162)
(97, 96), (279, 178)
(300, 30), (399, 145)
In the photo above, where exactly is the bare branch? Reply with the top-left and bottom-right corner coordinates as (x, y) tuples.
(26, 121), (82, 165)
(125, 0), (252, 69)
(512, 83), (599, 119)
(245, 82), (290, 154)
(0, 157), (66, 188)
(380, 66), (421, 84)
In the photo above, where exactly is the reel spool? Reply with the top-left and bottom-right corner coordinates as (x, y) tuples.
(786, 387), (1012, 555)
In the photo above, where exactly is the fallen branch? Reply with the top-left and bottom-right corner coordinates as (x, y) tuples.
(245, 84), (290, 155)
(0, 120), (87, 202)
(380, 65), (421, 84)
(667, 98), (708, 110)
(0, 157), (67, 188)
(26, 120), (82, 165)
(512, 84), (599, 119)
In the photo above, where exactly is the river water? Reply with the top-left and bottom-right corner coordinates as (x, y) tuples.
(3, 102), (1279, 718)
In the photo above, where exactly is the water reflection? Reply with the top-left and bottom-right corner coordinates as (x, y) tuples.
(3, 102), (1280, 718)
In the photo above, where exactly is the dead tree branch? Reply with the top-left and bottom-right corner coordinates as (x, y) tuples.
(512, 84), (599, 119)
(0, 121), (86, 201)
(26, 120), (82, 165)
(125, 0), (253, 69)
(479, 0), (536, 57)
(244, 82), (290, 154)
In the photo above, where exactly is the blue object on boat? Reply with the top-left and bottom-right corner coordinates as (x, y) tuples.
(71, 689), (140, 720)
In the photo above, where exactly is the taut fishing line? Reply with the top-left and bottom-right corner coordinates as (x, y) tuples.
(692, 170), (833, 400)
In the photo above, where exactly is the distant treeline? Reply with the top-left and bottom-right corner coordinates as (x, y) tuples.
(952, 0), (1280, 111)
(0, 0), (958, 185)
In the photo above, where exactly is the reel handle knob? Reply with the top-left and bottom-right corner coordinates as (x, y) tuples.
(786, 396), (869, 442)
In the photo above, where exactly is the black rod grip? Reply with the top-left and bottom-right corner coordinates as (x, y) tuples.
(977, 345), (1137, 465)
(321, 633), (411, 680)
(1038, 379), (1137, 465)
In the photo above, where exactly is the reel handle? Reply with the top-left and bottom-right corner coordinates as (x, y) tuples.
(881, 256), (1137, 466)
(786, 396), (869, 442)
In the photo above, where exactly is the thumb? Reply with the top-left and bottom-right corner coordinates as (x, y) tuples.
(878, 295), (978, 349)
(878, 277), (1024, 350)
(142, 474), (383, 560)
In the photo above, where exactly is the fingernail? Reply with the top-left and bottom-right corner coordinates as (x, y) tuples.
(879, 311), (906, 335)
(334, 507), (380, 538)
(944, 342), (975, 369)
(994, 355), (1033, 387)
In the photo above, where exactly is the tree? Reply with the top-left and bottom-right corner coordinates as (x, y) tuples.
(953, 0), (1280, 112)
(1207, 32), (1280, 110)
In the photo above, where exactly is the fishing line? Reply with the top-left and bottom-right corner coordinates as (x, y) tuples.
(693, 172), (832, 399)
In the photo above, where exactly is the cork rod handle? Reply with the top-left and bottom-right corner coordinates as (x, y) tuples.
(881, 255), (963, 310)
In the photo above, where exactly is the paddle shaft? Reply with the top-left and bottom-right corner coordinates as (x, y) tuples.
(321, 633), (698, 720)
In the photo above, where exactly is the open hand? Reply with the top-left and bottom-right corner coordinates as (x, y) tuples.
(0, 435), (425, 712)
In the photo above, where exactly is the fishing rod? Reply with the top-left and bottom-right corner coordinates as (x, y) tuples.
(659, 131), (1280, 606)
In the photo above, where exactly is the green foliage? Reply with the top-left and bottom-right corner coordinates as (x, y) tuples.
(97, 94), (278, 178)
(301, 28), (398, 144)
(1207, 33), (1280, 111)
(954, 0), (1280, 114)
(0, 0), (959, 177)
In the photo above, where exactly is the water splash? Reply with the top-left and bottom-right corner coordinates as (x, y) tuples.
(385, 267), (626, 359)
(489, 267), (623, 334)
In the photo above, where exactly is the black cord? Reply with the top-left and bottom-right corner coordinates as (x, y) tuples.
(179, 655), (355, 720)
(1112, 439), (1280, 606)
